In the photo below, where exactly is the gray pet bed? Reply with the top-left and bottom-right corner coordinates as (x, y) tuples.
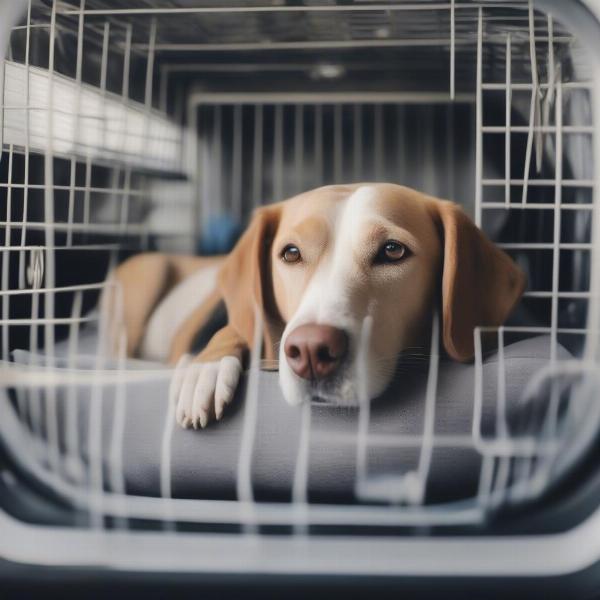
(7, 332), (570, 505)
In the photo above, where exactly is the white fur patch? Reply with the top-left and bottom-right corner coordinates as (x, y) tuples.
(278, 186), (380, 406)
(139, 265), (219, 362)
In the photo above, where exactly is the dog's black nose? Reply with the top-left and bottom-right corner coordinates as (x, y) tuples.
(284, 324), (348, 380)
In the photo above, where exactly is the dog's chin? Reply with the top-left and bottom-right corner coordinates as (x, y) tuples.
(278, 361), (390, 407)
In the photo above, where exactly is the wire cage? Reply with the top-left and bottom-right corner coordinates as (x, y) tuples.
(0, 0), (600, 578)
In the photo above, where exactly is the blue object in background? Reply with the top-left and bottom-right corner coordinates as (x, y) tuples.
(197, 214), (243, 255)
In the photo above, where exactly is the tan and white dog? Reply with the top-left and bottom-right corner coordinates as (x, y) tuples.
(108, 183), (526, 429)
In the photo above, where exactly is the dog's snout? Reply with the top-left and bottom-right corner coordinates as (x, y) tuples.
(284, 324), (348, 380)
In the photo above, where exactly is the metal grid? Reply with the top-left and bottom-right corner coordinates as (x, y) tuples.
(0, 0), (599, 575)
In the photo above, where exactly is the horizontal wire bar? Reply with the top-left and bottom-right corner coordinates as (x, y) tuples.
(0, 183), (146, 196)
(478, 325), (589, 334)
(187, 91), (475, 105)
(523, 291), (593, 298)
(482, 125), (593, 134)
(0, 221), (189, 236)
(129, 35), (572, 52)
(0, 315), (97, 326)
(498, 242), (591, 249)
(0, 244), (119, 252)
(58, 3), (532, 16)
(310, 430), (560, 457)
(482, 81), (593, 90)
(481, 202), (593, 210)
(482, 179), (595, 187)
(0, 281), (107, 296)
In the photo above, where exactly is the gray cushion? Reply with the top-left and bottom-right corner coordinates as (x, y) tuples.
(9, 333), (570, 504)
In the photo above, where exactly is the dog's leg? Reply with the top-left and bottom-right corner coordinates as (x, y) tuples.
(172, 325), (247, 429)
(167, 287), (223, 364)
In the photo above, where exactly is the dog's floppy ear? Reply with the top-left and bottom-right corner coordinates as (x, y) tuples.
(428, 200), (526, 361)
(217, 204), (284, 362)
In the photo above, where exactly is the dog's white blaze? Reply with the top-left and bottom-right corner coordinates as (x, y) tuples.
(278, 186), (381, 405)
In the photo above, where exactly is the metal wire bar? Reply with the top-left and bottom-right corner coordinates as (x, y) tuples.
(0, 0), (597, 544)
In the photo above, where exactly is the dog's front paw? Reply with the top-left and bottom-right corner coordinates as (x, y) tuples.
(171, 355), (242, 429)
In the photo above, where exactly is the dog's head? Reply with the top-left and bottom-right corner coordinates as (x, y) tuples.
(218, 184), (526, 406)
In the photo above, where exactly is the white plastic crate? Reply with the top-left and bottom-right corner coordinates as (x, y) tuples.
(0, 0), (599, 580)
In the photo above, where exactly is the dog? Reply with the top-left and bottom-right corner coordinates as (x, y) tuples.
(107, 183), (526, 429)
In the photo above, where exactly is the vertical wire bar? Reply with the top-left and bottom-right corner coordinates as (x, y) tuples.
(119, 26), (133, 239)
(83, 154), (92, 232)
(75, 0), (85, 83)
(214, 105), (222, 214)
(450, 0), (455, 100)
(28, 284), (41, 441)
(333, 104), (343, 181)
(122, 24), (132, 99)
(475, 7), (483, 227)
(99, 21), (110, 156)
(550, 79), (563, 367)
(64, 289), (83, 482)
(199, 107), (212, 226)
(353, 104), (362, 181)
(539, 77), (564, 456)
(63, 0), (84, 253)
(2, 145), (14, 362)
(584, 51), (600, 365)
(89, 289), (109, 529)
(109, 165), (121, 235)
(542, 15), (555, 131)
(232, 104), (243, 220)
(100, 22), (109, 91)
(252, 104), (263, 209)
(374, 104), (383, 181)
(44, 0), (60, 474)
(236, 305), (263, 534)
(273, 104), (283, 200)
(530, 3), (543, 173)
(505, 34), (512, 207)
(189, 103), (202, 242)
(291, 399), (311, 535)
(314, 105), (323, 186)
(474, 327), (494, 508)
(18, 0), (33, 290)
(159, 66), (168, 114)
(161, 355), (190, 516)
(446, 105), (455, 199)
(492, 327), (510, 506)
(66, 158), (76, 247)
(354, 315), (373, 499)
(294, 104), (304, 193)
(144, 18), (157, 110)
(108, 284), (128, 529)
(522, 88), (537, 204)
(119, 168), (131, 237)
(175, 85), (185, 168)
(143, 18), (156, 172)
(414, 310), (440, 505)
(522, 2), (540, 203)
(397, 104), (405, 183)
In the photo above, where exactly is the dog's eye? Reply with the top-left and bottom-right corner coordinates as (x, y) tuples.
(376, 240), (409, 264)
(281, 244), (302, 263)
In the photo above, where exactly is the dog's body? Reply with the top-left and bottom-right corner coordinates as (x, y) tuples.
(108, 184), (525, 429)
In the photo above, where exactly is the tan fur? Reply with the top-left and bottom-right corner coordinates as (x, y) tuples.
(109, 253), (222, 358)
